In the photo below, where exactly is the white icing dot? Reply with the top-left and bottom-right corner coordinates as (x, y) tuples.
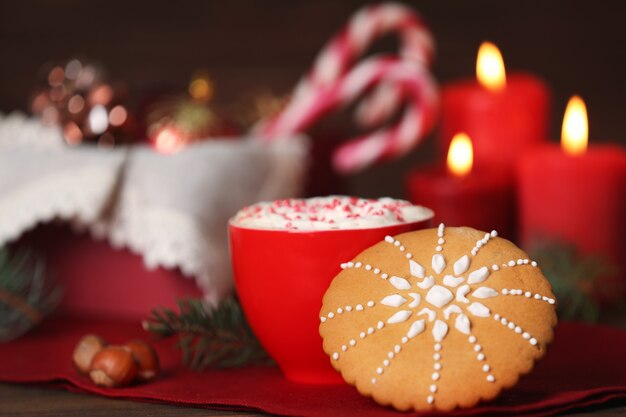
(487, 374), (495, 382)
(406, 253), (413, 259)
(500, 318), (508, 325)
(337, 308), (343, 314)
(524, 259), (530, 264)
(492, 265), (499, 271)
(377, 367), (383, 375)
(530, 338), (538, 346)
(360, 332), (366, 339)
(328, 312), (335, 319)
(381, 273), (389, 279)
(374, 268), (380, 274)
(436, 246), (443, 252)
(383, 359), (390, 367)
(371, 378), (377, 384)
(508, 322), (515, 329)
(491, 230), (498, 237)
(355, 262), (362, 268)
(502, 289), (509, 295)
(434, 343), (442, 351)
(432, 372), (440, 381)
(434, 363), (442, 370)
(349, 339), (356, 347)
(378, 321), (385, 330)
(385, 236), (394, 243)
(549, 298), (556, 305)
(345, 306), (352, 312)
(401, 336), (409, 344)
(320, 317), (326, 323)
(494, 314), (501, 320)
(517, 259), (524, 265)
(367, 301), (375, 307)
(340, 263), (347, 269)
(367, 327), (374, 334)
(427, 395), (434, 404)
(341, 345), (347, 352)
(365, 264), (372, 271)
(523, 332), (531, 339)
(356, 304), (364, 311)
(477, 353), (485, 361)
(438, 238), (445, 245)
(388, 352), (394, 359)
(515, 326), (522, 334)
(482, 364), (490, 372)
(394, 345), (401, 353)
(347, 262), (354, 267)
(474, 344), (482, 352)
(430, 384), (438, 393)
(399, 246), (405, 251)
(471, 250), (477, 256)
(469, 335), (477, 344)
(476, 241), (483, 248)
(394, 241), (400, 247)
(434, 353), (441, 361)
(508, 260), (516, 267)
(333, 352), (339, 360)
(531, 261), (538, 267)
(534, 294), (541, 299)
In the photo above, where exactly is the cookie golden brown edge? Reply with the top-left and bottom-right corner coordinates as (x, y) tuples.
(319, 225), (557, 412)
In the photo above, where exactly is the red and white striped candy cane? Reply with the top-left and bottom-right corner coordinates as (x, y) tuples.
(258, 3), (438, 174)
(297, 2), (434, 128)
(264, 56), (438, 174)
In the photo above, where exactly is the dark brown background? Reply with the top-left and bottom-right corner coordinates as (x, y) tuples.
(1, 0), (625, 197)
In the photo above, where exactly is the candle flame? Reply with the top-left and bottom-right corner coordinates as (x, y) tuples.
(447, 133), (473, 177)
(476, 42), (506, 92)
(561, 95), (588, 155)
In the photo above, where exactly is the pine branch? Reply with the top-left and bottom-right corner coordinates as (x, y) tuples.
(143, 297), (272, 370)
(0, 247), (61, 342)
(530, 241), (617, 322)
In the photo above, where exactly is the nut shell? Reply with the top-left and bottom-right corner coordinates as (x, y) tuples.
(72, 334), (106, 374)
(125, 340), (160, 381)
(89, 346), (137, 387)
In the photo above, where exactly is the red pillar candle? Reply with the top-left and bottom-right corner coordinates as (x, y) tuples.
(440, 42), (551, 175)
(518, 96), (626, 276)
(408, 133), (516, 238)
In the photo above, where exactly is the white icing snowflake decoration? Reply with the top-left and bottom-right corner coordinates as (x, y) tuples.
(320, 224), (556, 407)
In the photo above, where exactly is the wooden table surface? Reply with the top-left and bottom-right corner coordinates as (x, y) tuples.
(0, 382), (624, 417)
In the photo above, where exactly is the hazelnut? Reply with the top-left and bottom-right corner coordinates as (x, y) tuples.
(89, 346), (137, 387)
(73, 334), (107, 374)
(124, 340), (160, 381)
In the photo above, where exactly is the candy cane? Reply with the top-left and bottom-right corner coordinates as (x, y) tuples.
(264, 56), (438, 173)
(298, 2), (434, 128)
(258, 3), (437, 173)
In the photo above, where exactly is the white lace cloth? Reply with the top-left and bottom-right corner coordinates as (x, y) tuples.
(0, 113), (308, 303)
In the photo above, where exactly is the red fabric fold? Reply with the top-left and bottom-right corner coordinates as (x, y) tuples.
(1, 318), (625, 416)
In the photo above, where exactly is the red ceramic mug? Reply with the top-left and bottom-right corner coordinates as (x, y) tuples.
(229, 215), (433, 384)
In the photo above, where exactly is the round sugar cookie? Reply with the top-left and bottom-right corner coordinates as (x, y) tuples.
(319, 225), (557, 412)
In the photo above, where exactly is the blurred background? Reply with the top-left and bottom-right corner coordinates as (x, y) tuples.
(1, 0), (625, 197)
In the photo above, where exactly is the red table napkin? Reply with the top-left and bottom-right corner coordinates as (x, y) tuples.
(1, 318), (625, 417)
